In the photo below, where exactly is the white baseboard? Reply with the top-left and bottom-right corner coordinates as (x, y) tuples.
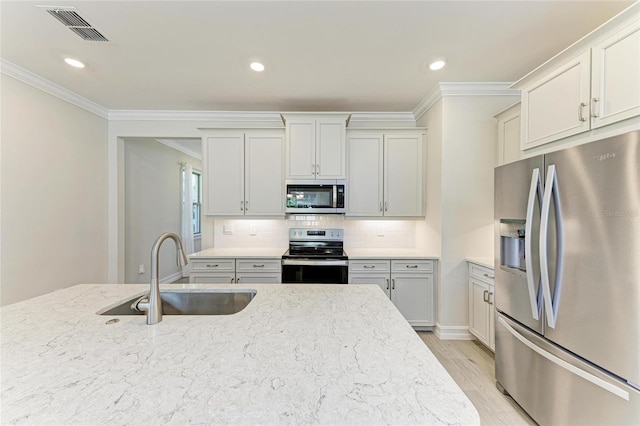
(435, 324), (476, 340)
(160, 271), (184, 284)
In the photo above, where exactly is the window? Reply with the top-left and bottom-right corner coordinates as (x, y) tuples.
(191, 171), (202, 235)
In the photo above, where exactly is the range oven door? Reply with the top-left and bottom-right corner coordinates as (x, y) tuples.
(281, 259), (348, 284)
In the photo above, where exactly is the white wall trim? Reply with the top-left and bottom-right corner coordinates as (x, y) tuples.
(435, 324), (476, 340)
(160, 270), (184, 284)
(0, 59), (109, 119)
(349, 112), (416, 125)
(413, 82), (519, 122)
(108, 109), (285, 123)
(156, 139), (202, 160)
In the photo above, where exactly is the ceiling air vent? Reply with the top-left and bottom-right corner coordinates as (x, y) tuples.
(41, 6), (109, 42)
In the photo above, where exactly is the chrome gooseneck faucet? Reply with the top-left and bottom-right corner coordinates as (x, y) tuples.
(136, 232), (188, 325)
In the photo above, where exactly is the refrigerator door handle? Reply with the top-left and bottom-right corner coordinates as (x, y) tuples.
(525, 168), (543, 320)
(540, 165), (564, 329)
(498, 317), (630, 401)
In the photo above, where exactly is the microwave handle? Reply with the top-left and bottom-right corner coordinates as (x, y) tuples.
(333, 185), (337, 208)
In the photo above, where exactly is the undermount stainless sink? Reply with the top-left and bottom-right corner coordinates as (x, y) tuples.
(97, 290), (256, 316)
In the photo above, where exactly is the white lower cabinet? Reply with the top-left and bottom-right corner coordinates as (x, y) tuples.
(349, 259), (435, 328)
(467, 262), (495, 351)
(189, 258), (281, 284)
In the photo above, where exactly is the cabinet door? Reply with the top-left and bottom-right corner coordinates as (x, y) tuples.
(521, 51), (591, 149)
(496, 104), (521, 166)
(391, 274), (434, 326)
(384, 134), (424, 217)
(469, 277), (490, 345)
(489, 285), (495, 351)
(591, 21), (640, 128)
(203, 132), (244, 215)
(245, 131), (284, 216)
(286, 120), (315, 178)
(346, 133), (383, 216)
(349, 274), (390, 298)
(235, 273), (281, 284)
(316, 119), (346, 178)
(190, 273), (235, 284)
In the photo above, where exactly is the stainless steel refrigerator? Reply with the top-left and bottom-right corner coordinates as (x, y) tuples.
(494, 130), (640, 425)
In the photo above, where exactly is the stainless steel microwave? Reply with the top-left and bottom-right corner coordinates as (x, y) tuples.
(285, 180), (346, 214)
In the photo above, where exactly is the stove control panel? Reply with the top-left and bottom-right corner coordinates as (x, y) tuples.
(289, 228), (343, 242)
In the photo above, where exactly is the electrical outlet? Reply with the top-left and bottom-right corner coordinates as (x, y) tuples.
(223, 225), (234, 235)
(249, 225), (257, 236)
(377, 226), (384, 236)
(138, 264), (145, 274)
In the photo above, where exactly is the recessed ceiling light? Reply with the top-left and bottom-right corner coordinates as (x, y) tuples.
(429, 60), (446, 71)
(250, 62), (265, 72)
(64, 58), (85, 68)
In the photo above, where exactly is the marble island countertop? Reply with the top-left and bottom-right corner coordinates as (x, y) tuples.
(1, 283), (479, 425)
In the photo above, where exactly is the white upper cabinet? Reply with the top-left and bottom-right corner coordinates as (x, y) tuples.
(591, 21), (640, 129)
(521, 51), (591, 148)
(495, 102), (522, 166)
(203, 129), (284, 217)
(203, 131), (245, 216)
(283, 114), (349, 179)
(517, 4), (640, 150)
(346, 133), (384, 216)
(347, 129), (425, 217)
(244, 130), (285, 216)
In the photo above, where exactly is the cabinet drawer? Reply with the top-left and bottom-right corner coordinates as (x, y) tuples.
(391, 260), (433, 273)
(190, 259), (235, 272)
(349, 260), (390, 273)
(235, 259), (281, 273)
(469, 263), (495, 283)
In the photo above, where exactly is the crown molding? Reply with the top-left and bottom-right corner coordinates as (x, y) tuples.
(108, 109), (285, 123)
(155, 139), (202, 161)
(349, 112), (416, 125)
(413, 82), (519, 121)
(0, 59), (109, 119)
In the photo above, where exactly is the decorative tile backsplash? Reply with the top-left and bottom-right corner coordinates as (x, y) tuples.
(209, 216), (418, 249)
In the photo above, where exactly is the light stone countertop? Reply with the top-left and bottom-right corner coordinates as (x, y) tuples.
(466, 257), (494, 269)
(346, 248), (438, 260)
(0, 283), (479, 425)
(189, 247), (287, 258)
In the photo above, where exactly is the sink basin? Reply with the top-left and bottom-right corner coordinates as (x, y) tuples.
(97, 290), (256, 316)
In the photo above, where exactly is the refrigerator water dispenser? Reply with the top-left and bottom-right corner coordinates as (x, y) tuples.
(500, 220), (526, 271)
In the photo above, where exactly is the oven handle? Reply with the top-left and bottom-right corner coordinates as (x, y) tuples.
(281, 259), (348, 266)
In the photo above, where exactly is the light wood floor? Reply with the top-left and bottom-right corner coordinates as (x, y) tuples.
(417, 332), (536, 426)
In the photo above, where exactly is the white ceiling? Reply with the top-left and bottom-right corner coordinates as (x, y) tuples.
(1, 1), (634, 112)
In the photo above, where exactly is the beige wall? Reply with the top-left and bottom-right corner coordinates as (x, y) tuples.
(124, 138), (201, 283)
(417, 94), (518, 335)
(1, 75), (108, 306)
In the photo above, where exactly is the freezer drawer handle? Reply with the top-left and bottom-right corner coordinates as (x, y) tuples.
(525, 168), (543, 320)
(498, 317), (629, 401)
(540, 165), (564, 329)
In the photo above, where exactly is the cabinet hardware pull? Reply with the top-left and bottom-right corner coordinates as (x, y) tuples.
(591, 97), (599, 118)
(316, 163), (319, 174)
(483, 273), (495, 279)
(312, 163), (316, 175)
(231, 278), (234, 283)
(578, 102), (587, 122)
(240, 200), (244, 211)
(384, 201), (388, 212)
(386, 278), (390, 290)
(406, 265), (419, 269)
(489, 292), (494, 305)
(206, 264), (219, 268)
(363, 265), (375, 269)
(391, 278), (395, 290)
(379, 202), (383, 212)
(253, 264), (265, 268)
(245, 200), (248, 211)
(236, 278), (240, 284)
(483, 290), (489, 303)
